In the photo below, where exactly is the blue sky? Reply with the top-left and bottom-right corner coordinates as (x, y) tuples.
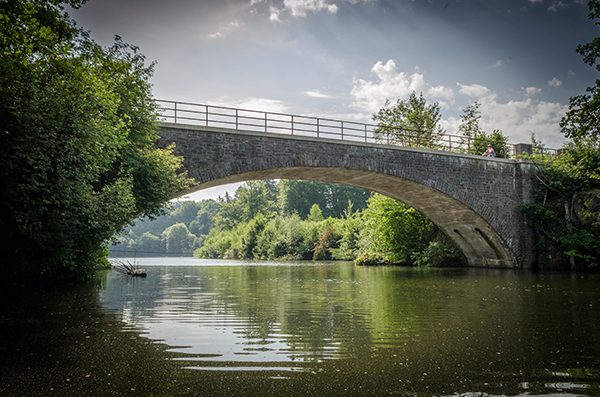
(71, 0), (598, 200)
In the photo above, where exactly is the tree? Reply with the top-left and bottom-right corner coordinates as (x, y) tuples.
(472, 129), (510, 158)
(307, 204), (324, 222)
(357, 194), (434, 264)
(458, 101), (483, 152)
(525, 0), (600, 270)
(0, 1), (192, 284)
(372, 92), (445, 148)
(162, 223), (196, 255)
(560, 0), (600, 144)
(278, 180), (370, 219)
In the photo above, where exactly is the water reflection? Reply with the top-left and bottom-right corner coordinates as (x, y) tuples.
(1, 259), (599, 396)
(97, 259), (600, 396)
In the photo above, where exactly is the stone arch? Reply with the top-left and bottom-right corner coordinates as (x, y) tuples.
(179, 167), (515, 267)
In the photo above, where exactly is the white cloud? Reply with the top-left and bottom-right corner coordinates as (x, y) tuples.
(349, 60), (567, 147)
(547, 77), (563, 87)
(492, 59), (504, 68)
(231, 97), (289, 113)
(305, 89), (332, 98)
(257, 0), (374, 21)
(524, 86), (542, 96)
(269, 6), (282, 21)
(350, 59), (454, 112)
(457, 83), (491, 98)
(207, 31), (224, 39)
(567, 69), (575, 78)
(548, 1), (567, 11)
(283, 0), (339, 17)
(207, 20), (241, 39)
(479, 97), (567, 147)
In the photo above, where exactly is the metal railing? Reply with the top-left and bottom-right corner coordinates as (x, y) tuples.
(156, 99), (557, 158)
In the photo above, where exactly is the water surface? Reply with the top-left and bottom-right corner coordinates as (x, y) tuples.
(1, 258), (599, 396)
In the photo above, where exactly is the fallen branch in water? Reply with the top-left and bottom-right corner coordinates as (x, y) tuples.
(112, 260), (147, 277)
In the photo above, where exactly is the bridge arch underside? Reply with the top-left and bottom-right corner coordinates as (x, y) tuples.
(184, 167), (515, 268)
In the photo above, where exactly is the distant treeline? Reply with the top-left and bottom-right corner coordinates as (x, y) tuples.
(111, 180), (464, 267)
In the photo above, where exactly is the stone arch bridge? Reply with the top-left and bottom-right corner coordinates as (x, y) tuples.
(155, 102), (538, 268)
(157, 122), (538, 269)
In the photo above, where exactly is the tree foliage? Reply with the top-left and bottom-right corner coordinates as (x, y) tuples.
(372, 92), (445, 148)
(472, 129), (510, 159)
(525, 0), (600, 269)
(458, 101), (483, 148)
(0, 0), (192, 284)
(561, 0), (600, 143)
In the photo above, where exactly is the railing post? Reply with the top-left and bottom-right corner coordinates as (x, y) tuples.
(174, 101), (178, 123)
(448, 135), (451, 151)
(205, 105), (209, 127)
(291, 115), (294, 135)
(265, 112), (267, 133)
(235, 109), (238, 130)
(364, 124), (367, 143)
(341, 121), (344, 140)
(317, 118), (320, 138)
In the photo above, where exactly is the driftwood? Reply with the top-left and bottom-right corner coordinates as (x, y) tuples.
(113, 259), (147, 277)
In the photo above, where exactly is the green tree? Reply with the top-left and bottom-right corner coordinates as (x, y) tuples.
(307, 204), (324, 222)
(357, 194), (434, 265)
(137, 232), (165, 254)
(162, 223), (196, 255)
(472, 129), (510, 158)
(0, 1), (192, 284)
(458, 101), (483, 151)
(561, 0), (600, 144)
(525, 0), (600, 269)
(278, 180), (370, 219)
(372, 92), (445, 148)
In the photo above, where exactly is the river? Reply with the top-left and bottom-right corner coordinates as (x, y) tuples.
(1, 258), (599, 396)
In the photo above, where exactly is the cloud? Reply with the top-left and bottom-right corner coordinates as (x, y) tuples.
(283, 0), (339, 17)
(207, 31), (224, 39)
(547, 1), (567, 11)
(349, 61), (567, 147)
(567, 69), (575, 79)
(524, 86), (542, 96)
(547, 77), (563, 87)
(492, 60), (504, 68)
(269, 6), (282, 21)
(305, 89), (332, 98)
(207, 20), (241, 39)
(350, 59), (454, 112)
(231, 97), (290, 113)
(457, 83), (491, 98)
(255, 0), (375, 21)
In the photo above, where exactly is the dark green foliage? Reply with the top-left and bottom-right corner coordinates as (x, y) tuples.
(372, 92), (445, 147)
(525, 0), (600, 270)
(110, 199), (219, 256)
(561, 0), (600, 143)
(278, 180), (371, 219)
(195, 186), (461, 267)
(0, 0), (192, 284)
(472, 129), (510, 158)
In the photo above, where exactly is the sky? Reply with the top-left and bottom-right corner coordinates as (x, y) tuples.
(70, 0), (598, 200)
